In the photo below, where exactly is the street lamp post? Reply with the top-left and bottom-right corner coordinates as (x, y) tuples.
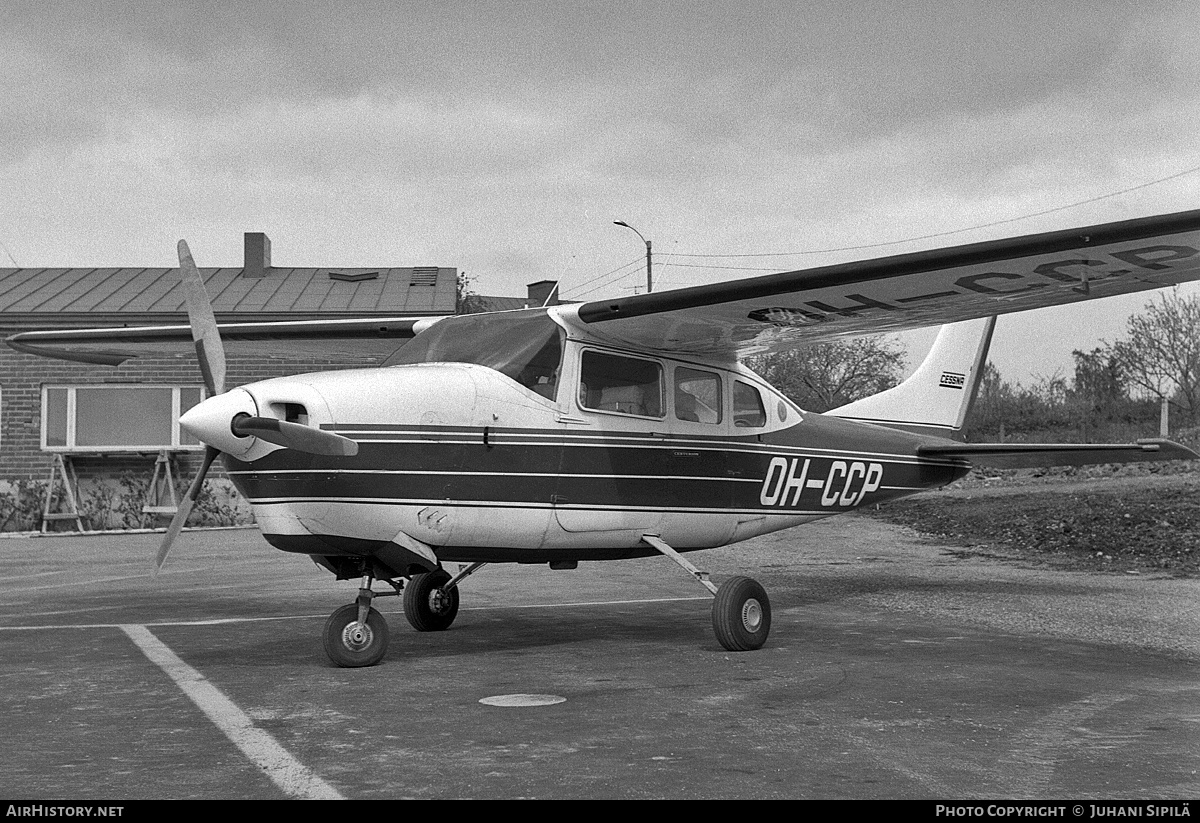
(614, 221), (652, 293)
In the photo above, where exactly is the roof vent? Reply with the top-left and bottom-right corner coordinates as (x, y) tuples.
(410, 267), (439, 287)
(328, 271), (379, 282)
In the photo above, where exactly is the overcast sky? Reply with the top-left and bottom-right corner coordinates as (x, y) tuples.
(3, 1), (1199, 384)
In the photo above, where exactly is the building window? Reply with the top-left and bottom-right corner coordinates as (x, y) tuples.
(41, 385), (205, 451)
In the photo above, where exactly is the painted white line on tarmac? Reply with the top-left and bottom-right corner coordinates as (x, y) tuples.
(1, 577), (266, 593)
(0, 595), (713, 631)
(2, 574), (156, 591)
(0, 571), (60, 583)
(119, 623), (344, 801)
(465, 595), (713, 610)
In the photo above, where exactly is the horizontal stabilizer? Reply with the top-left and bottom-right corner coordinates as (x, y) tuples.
(918, 438), (1198, 469)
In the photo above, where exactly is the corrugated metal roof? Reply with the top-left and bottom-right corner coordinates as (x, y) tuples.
(470, 295), (530, 312)
(0, 266), (458, 317)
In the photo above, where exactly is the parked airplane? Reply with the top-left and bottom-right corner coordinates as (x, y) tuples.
(10, 210), (1200, 666)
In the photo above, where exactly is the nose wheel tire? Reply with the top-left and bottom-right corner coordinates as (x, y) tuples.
(323, 604), (390, 667)
(712, 576), (771, 651)
(403, 571), (460, 632)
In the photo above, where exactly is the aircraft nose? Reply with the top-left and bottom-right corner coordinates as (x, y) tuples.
(180, 388), (259, 458)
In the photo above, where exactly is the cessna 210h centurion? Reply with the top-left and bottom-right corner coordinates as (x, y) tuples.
(10, 209), (1200, 666)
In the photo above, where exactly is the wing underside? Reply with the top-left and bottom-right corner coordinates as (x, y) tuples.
(571, 209), (1200, 358)
(5, 316), (446, 365)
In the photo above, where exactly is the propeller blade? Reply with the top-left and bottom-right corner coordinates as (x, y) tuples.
(154, 445), (219, 574)
(231, 415), (359, 457)
(177, 240), (226, 396)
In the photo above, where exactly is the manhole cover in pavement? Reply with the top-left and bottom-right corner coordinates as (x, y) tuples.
(479, 694), (567, 707)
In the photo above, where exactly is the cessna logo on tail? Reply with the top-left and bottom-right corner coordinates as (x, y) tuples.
(760, 456), (884, 508)
(939, 371), (966, 389)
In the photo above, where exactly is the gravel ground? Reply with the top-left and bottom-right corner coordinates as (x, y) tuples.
(869, 462), (1200, 577)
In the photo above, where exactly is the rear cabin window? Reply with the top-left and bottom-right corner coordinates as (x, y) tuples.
(674, 367), (722, 424)
(579, 351), (663, 418)
(733, 381), (767, 428)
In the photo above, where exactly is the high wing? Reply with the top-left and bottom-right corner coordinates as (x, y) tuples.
(13, 210), (1200, 365)
(5, 316), (448, 365)
(569, 209), (1200, 358)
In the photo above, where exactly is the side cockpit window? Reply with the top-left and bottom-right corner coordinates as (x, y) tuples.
(579, 351), (663, 418)
(516, 332), (562, 399)
(674, 367), (722, 424)
(733, 380), (766, 428)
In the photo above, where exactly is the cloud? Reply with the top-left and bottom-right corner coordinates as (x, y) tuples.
(3, 1), (1199, 316)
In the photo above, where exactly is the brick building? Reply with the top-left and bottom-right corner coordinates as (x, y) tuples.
(0, 233), (457, 530)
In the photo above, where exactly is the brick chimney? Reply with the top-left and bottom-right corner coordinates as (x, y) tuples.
(527, 280), (559, 307)
(243, 232), (271, 278)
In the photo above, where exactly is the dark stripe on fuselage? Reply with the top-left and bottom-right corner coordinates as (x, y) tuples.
(226, 422), (968, 514)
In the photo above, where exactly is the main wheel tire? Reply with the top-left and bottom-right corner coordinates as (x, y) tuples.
(323, 604), (390, 668)
(712, 576), (771, 651)
(403, 571), (460, 632)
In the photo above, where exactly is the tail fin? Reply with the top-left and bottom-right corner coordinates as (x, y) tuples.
(827, 317), (995, 439)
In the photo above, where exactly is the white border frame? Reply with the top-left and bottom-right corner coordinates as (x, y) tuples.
(40, 384), (207, 453)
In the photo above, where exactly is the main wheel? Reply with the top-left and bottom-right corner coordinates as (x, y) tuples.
(712, 576), (771, 651)
(403, 571), (460, 632)
(323, 604), (390, 667)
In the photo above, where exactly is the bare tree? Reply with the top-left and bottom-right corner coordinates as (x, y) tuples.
(745, 336), (906, 412)
(1110, 290), (1200, 425)
(1071, 347), (1128, 412)
(456, 272), (489, 315)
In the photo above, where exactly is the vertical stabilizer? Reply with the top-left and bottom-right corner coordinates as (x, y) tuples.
(827, 317), (995, 439)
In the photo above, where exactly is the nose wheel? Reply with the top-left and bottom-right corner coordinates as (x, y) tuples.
(323, 580), (392, 668)
(323, 602), (389, 667)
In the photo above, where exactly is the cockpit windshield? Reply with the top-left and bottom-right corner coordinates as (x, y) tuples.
(383, 310), (564, 399)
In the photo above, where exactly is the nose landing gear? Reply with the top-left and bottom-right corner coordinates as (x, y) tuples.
(323, 582), (391, 668)
(322, 563), (485, 667)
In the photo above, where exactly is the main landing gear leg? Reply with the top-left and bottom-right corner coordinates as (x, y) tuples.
(323, 574), (390, 668)
(641, 534), (771, 652)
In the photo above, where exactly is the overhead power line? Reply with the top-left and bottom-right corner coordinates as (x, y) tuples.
(564, 255), (646, 299)
(562, 162), (1200, 299)
(0, 239), (19, 267)
(661, 162), (1200, 260)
